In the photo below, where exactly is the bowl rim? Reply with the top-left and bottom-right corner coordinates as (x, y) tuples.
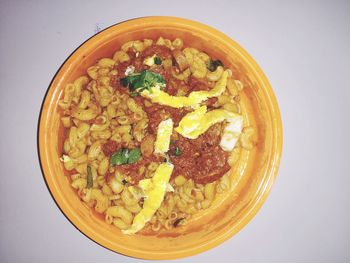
(38, 16), (283, 260)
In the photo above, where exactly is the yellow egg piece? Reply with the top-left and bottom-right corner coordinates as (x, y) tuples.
(138, 178), (152, 191)
(154, 118), (173, 154)
(175, 106), (243, 142)
(175, 105), (207, 135)
(141, 70), (229, 108)
(122, 162), (174, 234)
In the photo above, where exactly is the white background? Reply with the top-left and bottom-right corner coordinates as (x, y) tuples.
(1, 0), (349, 262)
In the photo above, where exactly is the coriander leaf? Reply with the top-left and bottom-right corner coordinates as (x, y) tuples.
(87, 165), (93, 188)
(122, 148), (129, 158)
(110, 148), (141, 165)
(154, 56), (162, 65)
(111, 148), (128, 166)
(127, 148), (141, 164)
(120, 70), (165, 92)
(120, 77), (129, 87)
(174, 147), (182, 156)
(120, 73), (141, 89)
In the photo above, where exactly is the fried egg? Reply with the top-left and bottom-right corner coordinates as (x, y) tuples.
(122, 162), (174, 234)
(141, 70), (229, 108)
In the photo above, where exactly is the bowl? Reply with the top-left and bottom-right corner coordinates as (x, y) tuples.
(38, 16), (282, 259)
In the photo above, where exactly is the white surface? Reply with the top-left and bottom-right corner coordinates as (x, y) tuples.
(1, 0), (349, 262)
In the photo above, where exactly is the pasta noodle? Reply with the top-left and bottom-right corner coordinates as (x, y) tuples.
(98, 58), (115, 68)
(107, 206), (133, 225)
(172, 38), (183, 49)
(87, 66), (99, 80)
(121, 188), (138, 206)
(113, 50), (130, 63)
(109, 178), (124, 194)
(61, 117), (71, 128)
(88, 141), (102, 160)
(98, 157), (109, 175)
(204, 182), (216, 200)
(113, 218), (129, 230)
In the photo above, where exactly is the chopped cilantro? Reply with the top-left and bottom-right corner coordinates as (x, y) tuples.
(111, 148), (142, 166)
(127, 148), (141, 164)
(120, 70), (166, 94)
(174, 147), (182, 156)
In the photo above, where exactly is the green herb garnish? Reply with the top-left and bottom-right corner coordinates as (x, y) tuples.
(111, 148), (141, 166)
(173, 147), (182, 156)
(87, 165), (93, 188)
(127, 148), (141, 164)
(120, 70), (166, 93)
(111, 148), (128, 166)
(207, 59), (224, 72)
(154, 56), (162, 65)
(120, 73), (141, 88)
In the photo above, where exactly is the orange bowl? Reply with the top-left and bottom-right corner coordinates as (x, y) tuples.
(38, 16), (282, 259)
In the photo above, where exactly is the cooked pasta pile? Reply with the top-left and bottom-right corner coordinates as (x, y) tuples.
(59, 37), (255, 234)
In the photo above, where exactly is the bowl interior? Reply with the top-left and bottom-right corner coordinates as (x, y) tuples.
(39, 17), (282, 259)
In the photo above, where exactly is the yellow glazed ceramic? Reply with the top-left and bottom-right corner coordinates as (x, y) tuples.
(38, 17), (282, 259)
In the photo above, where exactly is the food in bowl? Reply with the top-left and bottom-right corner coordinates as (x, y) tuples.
(39, 17), (282, 259)
(58, 36), (255, 234)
